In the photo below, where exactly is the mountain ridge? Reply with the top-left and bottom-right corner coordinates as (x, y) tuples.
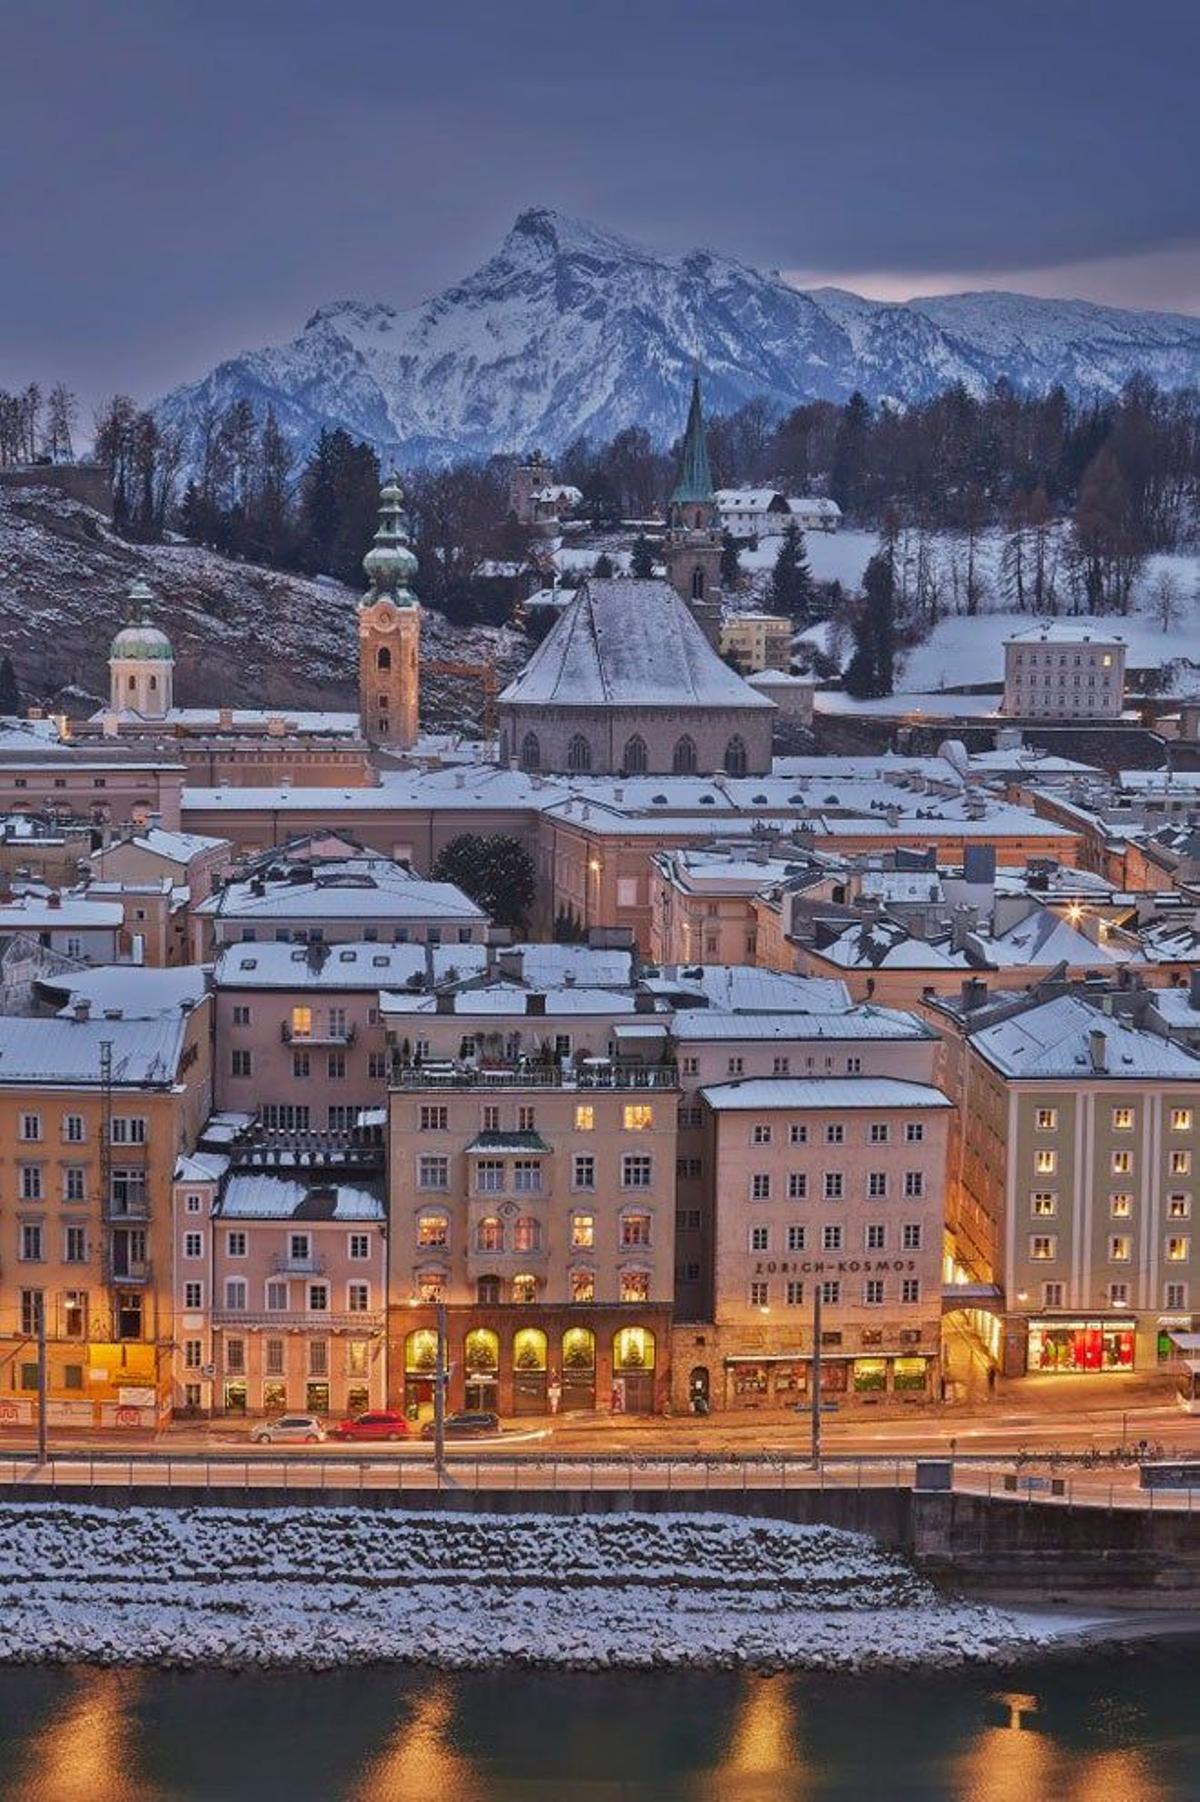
(157, 207), (1200, 468)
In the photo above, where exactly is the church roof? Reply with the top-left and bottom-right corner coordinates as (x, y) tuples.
(671, 375), (714, 506)
(498, 578), (773, 711)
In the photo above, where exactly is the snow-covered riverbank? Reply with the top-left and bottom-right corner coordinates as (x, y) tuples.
(0, 1504), (1093, 1672)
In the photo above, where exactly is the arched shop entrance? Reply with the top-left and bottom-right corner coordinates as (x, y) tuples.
(561, 1326), (596, 1410)
(404, 1328), (438, 1420)
(512, 1326), (548, 1414)
(612, 1325), (656, 1414)
(464, 1328), (500, 1412)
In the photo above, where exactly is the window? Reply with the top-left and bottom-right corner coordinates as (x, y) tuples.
(901, 1278), (921, 1304)
(789, 1124), (808, 1145)
(567, 734), (592, 773)
(63, 1114), (84, 1144)
(1028, 1191), (1056, 1218)
(672, 736), (697, 775)
(751, 1173), (771, 1200)
(1109, 1192), (1133, 1218)
(571, 1213), (595, 1249)
(824, 1173), (843, 1201)
(266, 1280), (287, 1310)
(184, 1232), (203, 1260)
(1042, 1281), (1065, 1308)
(1108, 1235), (1132, 1263)
(749, 1280), (769, 1308)
(904, 1171), (924, 1199)
(482, 1105), (501, 1132)
(519, 732), (540, 771)
(327, 1051), (346, 1080)
(348, 1232), (370, 1260)
(864, 1279), (884, 1306)
(749, 1225), (770, 1252)
(265, 1339), (285, 1375)
(230, 1047), (254, 1079)
(19, 1291), (41, 1336)
(866, 1223), (886, 1251)
(820, 1280), (840, 1304)
(475, 1159), (504, 1193)
(574, 1104), (595, 1132)
(825, 1123), (844, 1145)
(676, 1157), (702, 1179)
(64, 1167), (85, 1203)
(513, 1217), (541, 1253)
(184, 1339), (202, 1370)
(1166, 1236), (1190, 1263)
(1030, 1235), (1057, 1261)
(846, 1056), (862, 1076)
(223, 1277), (247, 1311)
(623, 1104), (654, 1133)
(1107, 1283), (1130, 1308)
(19, 1167), (42, 1202)
(867, 1172), (888, 1199)
(419, 1105), (448, 1132)
(1168, 1194), (1192, 1220)
(476, 1216), (504, 1253)
(308, 1283), (329, 1313)
(786, 1225), (806, 1252)
(1172, 1151), (1192, 1176)
(19, 1113), (40, 1142)
(63, 1225), (86, 1263)
(513, 1159), (543, 1192)
(727, 1057), (744, 1076)
(905, 1123), (924, 1144)
(572, 1154), (595, 1191)
(368, 1052), (387, 1080)
(751, 1123), (773, 1146)
(869, 1123), (889, 1145)
(620, 1211), (652, 1248)
(347, 1281), (370, 1313)
(1112, 1106), (1134, 1131)
(289, 1233), (311, 1264)
(226, 1231), (247, 1258)
(290, 1006), (312, 1040)
(788, 1172), (807, 1200)
(1035, 1108), (1058, 1131)
(773, 1057), (790, 1076)
(622, 735), (647, 775)
(225, 1340), (245, 1374)
(518, 1106), (536, 1131)
(571, 1269), (595, 1302)
(110, 1117), (147, 1144)
(724, 736), (747, 777)
(822, 1224), (843, 1252)
(184, 1281), (203, 1309)
(232, 1005), (251, 1026)
(1171, 1108), (1193, 1133)
(1166, 1282), (1189, 1311)
(622, 1155), (652, 1189)
(416, 1214), (448, 1248)
(418, 1156), (449, 1191)
(1111, 1150), (1132, 1175)
(1034, 1149), (1056, 1174)
(19, 1223), (43, 1262)
(901, 1223), (922, 1250)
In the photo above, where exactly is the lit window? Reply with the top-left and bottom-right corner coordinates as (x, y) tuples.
(290, 1005), (312, 1040)
(1112, 1106), (1134, 1131)
(1035, 1108), (1058, 1131)
(1172, 1151), (1192, 1175)
(1031, 1192), (1056, 1217)
(1035, 1150), (1056, 1174)
(1166, 1236), (1190, 1263)
(1168, 1194), (1191, 1219)
(1111, 1150), (1132, 1175)
(1109, 1192), (1133, 1218)
(1172, 1108), (1193, 1133)
(416, 1214), (448, 1248)
(623, 1104), (653, 1132)
(1108, 1235), (1132, 1263)
(1030, 1235), (1056, 1261)
(574, 1104), (595, 1132)
(571, 1213), (595, 1249)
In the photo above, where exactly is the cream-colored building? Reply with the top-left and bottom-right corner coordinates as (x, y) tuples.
(720, 613), (793, 674)
(1003, 622), (1126, 720)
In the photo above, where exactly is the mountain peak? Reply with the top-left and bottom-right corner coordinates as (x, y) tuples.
(504, 206), (646, 263)
(303, 299), (398, 334)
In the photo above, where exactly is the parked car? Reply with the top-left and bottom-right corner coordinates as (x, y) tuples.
(250, 1414), (326, 1445)
(420, 1410), (502, 1440)
(330, 1410), (410, 1443)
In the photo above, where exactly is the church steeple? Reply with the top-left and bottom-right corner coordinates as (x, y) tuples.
(358, 471), (420, 749)
(670, 372), (714, 513)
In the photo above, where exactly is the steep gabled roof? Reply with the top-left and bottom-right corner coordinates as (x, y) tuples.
(498, 578), (773, 711)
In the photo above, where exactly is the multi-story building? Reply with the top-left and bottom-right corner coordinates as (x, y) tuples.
(171, 1125), (387, 1419)
(0, 1002), (212, 1427)
(1003, 622), (1126, 720)
(692, 1077), (949, 1411)
(719, 614), (793, 674)
(952, 990), (1200, 1375)
(389, 1061), (678, 1415)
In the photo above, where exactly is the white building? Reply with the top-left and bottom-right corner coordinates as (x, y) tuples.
(1003, 622), (1126, 721)
(714, 491), (842, 539)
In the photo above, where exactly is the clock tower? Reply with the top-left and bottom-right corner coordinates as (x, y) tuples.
(359, 472), (420, 748)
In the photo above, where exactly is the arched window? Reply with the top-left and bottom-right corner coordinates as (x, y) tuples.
(691, 566), (705, 600)
(127, 676), (136, 693)
(513, 1326), (547, 1371)
(567, 734), (592, 773)
(672, 736), (697, 775)
(613, 1325), (656, 1371)
(513, 1215), (542, 1253)
(464, 1327), (500, 1374)
(622, 735), (647, 775)
(148, 675), (157, 691)
(520, 731), (541, 771)
(476, 1216), (504, 1253)
(563, 1325), (595, 1369)
(376, 646), (392, 671)
(405, 1328), (438, 1375)
(724, 735), (748, 777)
(512, 1272), (539, 1304)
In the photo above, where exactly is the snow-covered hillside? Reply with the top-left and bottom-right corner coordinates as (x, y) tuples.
(157, 208), (1200, 469)
(0, 484), (524, 717)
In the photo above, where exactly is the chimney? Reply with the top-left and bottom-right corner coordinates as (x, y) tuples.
(72, 997), (90, 1022)
(1088, 1026), (1108, 1073)
(497, 949), (525, 985)
(960, 977), (988, 1013)
(435, 992), (455, 1014)
(634, 990), (655, 1014)
(525, 992), (547, 1016)
(47, 892), (62, 910)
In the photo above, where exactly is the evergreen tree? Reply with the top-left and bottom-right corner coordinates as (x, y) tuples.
(431, 834), (538, 932)
(593, 552), (615, 578)
(720, 529), (740, 589)
(768, 520), (813, 621)
(843, 550), (896, 698)
(0, 656), (20, 715)
(630, 533), (654, 579)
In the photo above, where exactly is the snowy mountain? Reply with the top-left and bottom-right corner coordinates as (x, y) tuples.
(157, 208), (1200, 467)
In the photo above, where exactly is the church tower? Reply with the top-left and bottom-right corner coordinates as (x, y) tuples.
(662, 373), (723, 648)
(359, 472), (420, 748)
(109, 578), (174, 719)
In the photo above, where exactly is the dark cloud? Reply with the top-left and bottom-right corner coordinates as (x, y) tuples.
(1, 0), (1196, 409)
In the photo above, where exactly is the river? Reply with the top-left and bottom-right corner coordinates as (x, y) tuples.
(0, 1646), (1194, 1801)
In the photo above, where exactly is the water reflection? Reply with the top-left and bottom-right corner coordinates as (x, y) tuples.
(349, 1679), (483, 1802)
(699, 1676), (807, 1801)
(4, 1669), (158, 1802)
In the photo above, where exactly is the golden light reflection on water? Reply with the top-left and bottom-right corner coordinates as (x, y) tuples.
(696, 1676), (807, 1802)
(956, 1687), (1167, 1802)
(5, 1669), (161, 1802)
(349, 1677), (484, 1802)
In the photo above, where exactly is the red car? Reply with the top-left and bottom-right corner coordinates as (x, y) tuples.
(330, 1410), (410, 1443)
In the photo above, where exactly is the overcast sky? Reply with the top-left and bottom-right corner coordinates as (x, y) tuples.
(2, 0), (1197, 412)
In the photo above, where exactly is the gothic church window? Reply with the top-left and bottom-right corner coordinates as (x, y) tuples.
(724, 735), (747, 777)
(691, 567), (705, 600)
(623, 735), (647, 775)
(567, 734), (592, 773)
(377, 647), (392, 671)
(520, 732), (541, 771)
(672, 736), (697, 775)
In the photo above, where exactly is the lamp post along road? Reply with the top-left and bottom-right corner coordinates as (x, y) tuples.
(35, 1295), (47, 1465)
(810, 1280), (822, 1470)
(434, 1299), (447, 1481)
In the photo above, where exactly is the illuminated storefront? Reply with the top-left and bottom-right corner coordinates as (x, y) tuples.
(723, 1352), (933, 1405)
(1026, 1318), (1136, 1373)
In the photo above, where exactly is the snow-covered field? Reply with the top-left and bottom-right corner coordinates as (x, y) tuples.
(0, 1504), (1087, 1673)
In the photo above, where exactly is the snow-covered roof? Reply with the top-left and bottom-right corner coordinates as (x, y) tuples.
(380, 981), (643, 1017)
(45, 964), (208, 1018)
(0, 896), (123, 930)
(216, 1174), (384, 1221)
(1005, 621), (1126, 646)
(970, 995), (1200, 1080)
(701, 1077), (951, 1111)
(215, 941), (444, 990)
(788, 496), (842, 518)
(197, 858), (485, 924)
(0, 1013), (189, 1087)
(747, 671), (813, 688)
(128, 827), (227, 863)
(174, 1151), (230, 1186)
(672, 1006), (932, 1043)
(714, 489), (787, 511)
(93, 706), (362, 735)
(498, 578), (774, 711)
(645, 966), (850, 1013)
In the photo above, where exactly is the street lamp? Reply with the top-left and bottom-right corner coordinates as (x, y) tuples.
(410, 1294), (448, 1482)
(810, 1281), (823, 1471)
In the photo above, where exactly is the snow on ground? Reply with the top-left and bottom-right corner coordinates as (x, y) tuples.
(0, 1504), (1086, 1672)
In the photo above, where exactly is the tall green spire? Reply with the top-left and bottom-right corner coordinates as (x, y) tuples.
(670, 373), (714, 507)
(362, 470), (418, 607)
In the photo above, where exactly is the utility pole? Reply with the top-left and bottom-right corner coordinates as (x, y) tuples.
(434, 1298), (447, 1483)
(35, 1294), (47, 1465)
(810, 1280), (822, 1470)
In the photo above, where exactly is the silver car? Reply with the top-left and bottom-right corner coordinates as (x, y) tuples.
(250, 1413), (326, 1445)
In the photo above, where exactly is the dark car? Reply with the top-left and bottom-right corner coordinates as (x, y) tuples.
(330, 1410), (410, 1443)
(420, 1410), (502, 1440)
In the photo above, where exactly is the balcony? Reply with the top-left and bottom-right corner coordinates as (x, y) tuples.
(270, 1251), (327, 1276)
(281, 1022), (357, 1047)
(393, 1060), (677, 1092)
(211, 1309), (384, 1332)
(109, 1259), (152, 1285)
(104, 1196), (151, 1222)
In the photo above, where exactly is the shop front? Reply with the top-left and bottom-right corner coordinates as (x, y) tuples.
(1026, 1317), (1136, 1373)
(722, 1352), (933, 1407)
